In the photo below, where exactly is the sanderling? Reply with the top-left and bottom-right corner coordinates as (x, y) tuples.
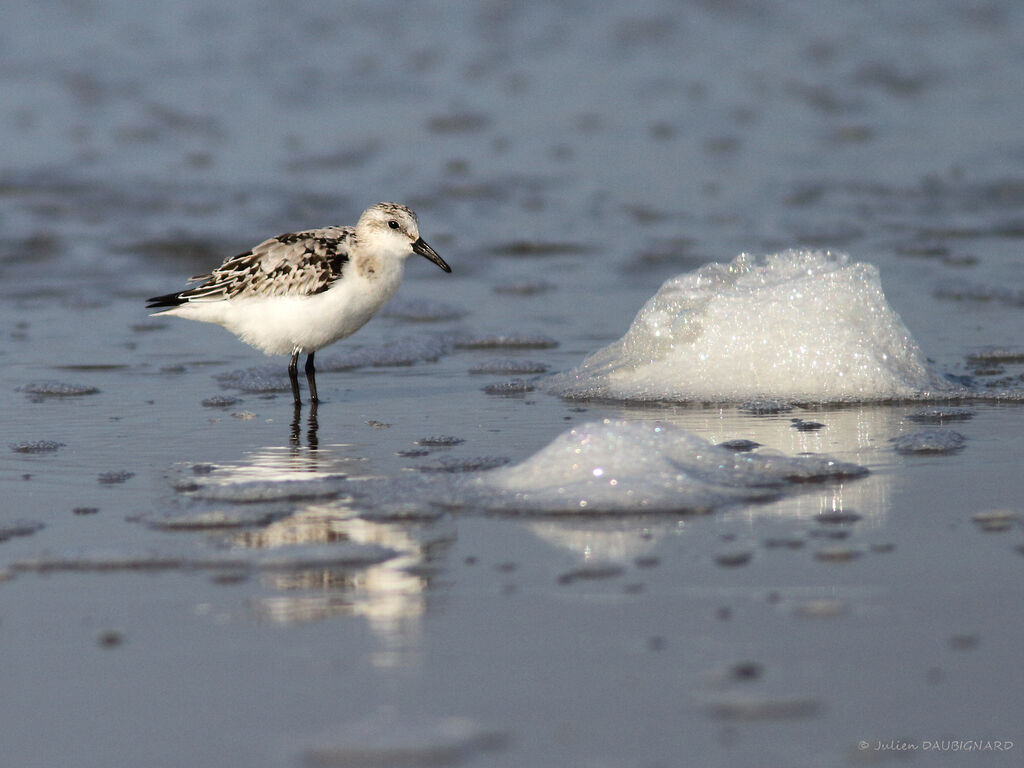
(147, 202), (451, 405)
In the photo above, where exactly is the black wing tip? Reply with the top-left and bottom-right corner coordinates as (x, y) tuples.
(145, 292), (186, 309)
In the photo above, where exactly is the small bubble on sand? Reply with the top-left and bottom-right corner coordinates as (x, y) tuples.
(490, 241), (591, 257)
(970, 509), (1019, 533)
(764, 537), (805, 549)
(891, 429), (966, 454)
(202, 395), (239, 407)
(18, 381), (99, 397)
(715, 550), (753, 567)
(740, 400), (794, 415)
(906, 406), (975, 423)
(791, 419), (825, 431)
(728, 661), (764, 681)
(492, 280), (557, 295)
(948, 634), (980, 651)
(415, 436), (465, 447)
(454, 333), (558, 350)
(0, 520), (45, 542)
(468, 359), (550, 375)
(965, 346), (1024, 365)
(813, 547), (863, 563)
(427, 111), (491, 134)
(211, 571), (249, 585)
(482, 379), (536, 395)
(557, 563), (625, 584)
(718, 439), (760, 452)
(97, 630), (125, 648)
(416, 457), (510, 474)
(10, 440), (65, 453)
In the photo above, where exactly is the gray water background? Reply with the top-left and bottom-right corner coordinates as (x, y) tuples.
(2, 1), (1024, 766)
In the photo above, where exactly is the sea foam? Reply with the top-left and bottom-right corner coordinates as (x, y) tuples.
(546, 250), (957, 403)
(479, 419), (867, 514)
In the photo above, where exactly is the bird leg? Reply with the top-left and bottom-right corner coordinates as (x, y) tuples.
(288, 350), (301, 405)
(305, 352), (319, 403)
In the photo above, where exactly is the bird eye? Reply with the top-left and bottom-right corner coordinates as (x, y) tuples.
(388, 220), (399, 230)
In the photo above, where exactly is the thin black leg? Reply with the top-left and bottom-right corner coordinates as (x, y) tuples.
(288, 350), (301, 405)
(305, 352), (319, 403)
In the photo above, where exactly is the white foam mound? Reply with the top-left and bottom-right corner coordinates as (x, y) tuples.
(480, 419), (867, 514)
(546, 250), (957, 403)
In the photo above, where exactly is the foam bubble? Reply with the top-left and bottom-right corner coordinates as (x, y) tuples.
(0, 520), (46, 541)
(18, 381), (100, 397)
(468, 359), (550, 375)
(906, 406), (975, 423)
(478, 419), (867, 514)
(9, 440), (65, 453)
(890, 429), (966, 454)
(482, 379), (536, 396)
(545, 250), (958, 403)
(454, 333), (559, 350)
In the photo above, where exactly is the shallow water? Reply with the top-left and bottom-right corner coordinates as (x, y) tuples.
(3, 1), (1024, 766)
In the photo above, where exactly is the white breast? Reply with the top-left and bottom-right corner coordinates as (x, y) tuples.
(167, 257), (406, 355)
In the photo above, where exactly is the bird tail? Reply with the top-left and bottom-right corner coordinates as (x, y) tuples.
(145, 292), (187, 309)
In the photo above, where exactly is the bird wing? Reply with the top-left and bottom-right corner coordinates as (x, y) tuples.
(179, 226), (354, 301)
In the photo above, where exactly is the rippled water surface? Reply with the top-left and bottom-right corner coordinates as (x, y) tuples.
(3, 1), (1024, 766)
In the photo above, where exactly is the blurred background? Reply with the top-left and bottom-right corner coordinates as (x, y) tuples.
(4, 0), (1022, 314)
(3, 3), (1024, 767)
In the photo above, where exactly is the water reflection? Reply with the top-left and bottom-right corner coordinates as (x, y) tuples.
(238, 503), (448, 666)
(517, 403), (918, 563)
(187, 424), (449, 662)
(525, 519), (670, 563)
(290, 401), (319, 449)
(187, 402), (929, 629)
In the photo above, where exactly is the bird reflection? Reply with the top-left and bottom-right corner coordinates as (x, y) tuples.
(290, 401), (319, 449)
(235, 504), (444, 662)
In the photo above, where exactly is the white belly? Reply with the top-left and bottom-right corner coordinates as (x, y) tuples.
(161, 264), (404, 355)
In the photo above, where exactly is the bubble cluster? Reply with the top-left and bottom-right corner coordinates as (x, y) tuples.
(479, 419), (867, 514)
(546, 251), (958, 403)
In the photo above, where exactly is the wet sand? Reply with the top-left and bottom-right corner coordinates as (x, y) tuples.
(3, 1), (1024, 766)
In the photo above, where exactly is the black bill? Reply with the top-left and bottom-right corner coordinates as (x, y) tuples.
(412, 237), (451, 273)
